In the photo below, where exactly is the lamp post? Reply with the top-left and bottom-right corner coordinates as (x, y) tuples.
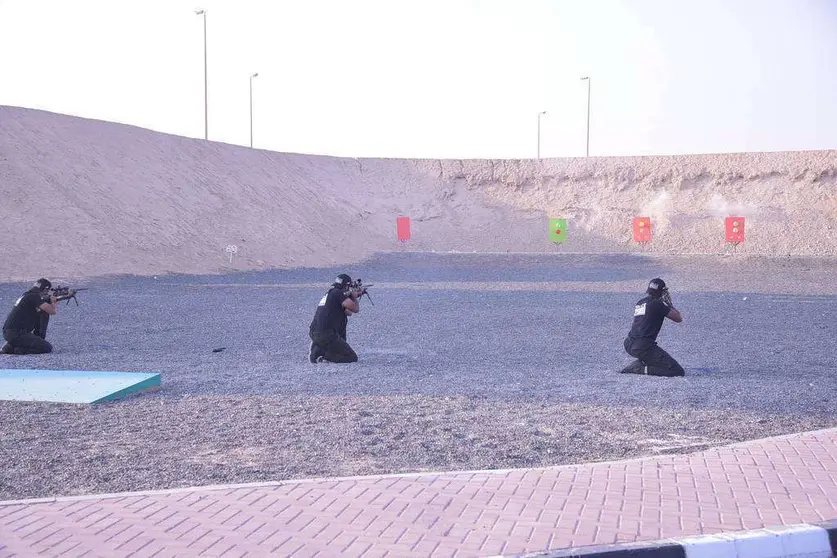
(195, 9), (208, 140)
(581, 76), (591, 157)
(537, 111), (547, 159)
(250, 73), (258, 148)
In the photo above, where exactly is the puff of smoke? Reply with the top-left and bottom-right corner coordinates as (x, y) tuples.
(572, 205), (607, 232)
(708, 194), (760, 231)
(640, 190), (673, 232)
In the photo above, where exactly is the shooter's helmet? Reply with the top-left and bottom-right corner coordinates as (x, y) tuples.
(646, 278), (668, 298)
(32, 278), (52, 292)
(332, 274), (353, 289)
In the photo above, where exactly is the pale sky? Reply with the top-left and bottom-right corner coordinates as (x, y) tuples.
(1, 0), (835, 159)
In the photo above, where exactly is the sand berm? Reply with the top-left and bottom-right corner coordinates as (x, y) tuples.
(2, 105), (837, 281)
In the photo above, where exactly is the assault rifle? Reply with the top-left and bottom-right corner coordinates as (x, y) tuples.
(350, 278), (374, 306)
(50, 286), (89, 305)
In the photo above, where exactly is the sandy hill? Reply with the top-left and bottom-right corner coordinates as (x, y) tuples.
(2, 106), (837, 282)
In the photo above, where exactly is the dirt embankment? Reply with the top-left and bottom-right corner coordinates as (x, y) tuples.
(2, 105), (836, 282)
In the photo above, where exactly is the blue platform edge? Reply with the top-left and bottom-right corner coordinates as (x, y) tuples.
(0, 369), (162, 404)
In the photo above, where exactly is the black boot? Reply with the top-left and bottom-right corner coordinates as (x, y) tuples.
(619, 359), (647, 375)
(309, 341), (324, 363)
(0, 343), (14, 355)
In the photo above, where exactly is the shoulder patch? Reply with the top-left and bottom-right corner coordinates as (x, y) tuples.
(317, 295), (327, 307)
(634, 303), (646, 317)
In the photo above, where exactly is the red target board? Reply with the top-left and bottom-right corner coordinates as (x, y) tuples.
(396, 216), (411, 242)
(725, 216), (745, 243)
(633, 217), (652, 243)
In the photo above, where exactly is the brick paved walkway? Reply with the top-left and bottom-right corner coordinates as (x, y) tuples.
(1, 427), (836, 557)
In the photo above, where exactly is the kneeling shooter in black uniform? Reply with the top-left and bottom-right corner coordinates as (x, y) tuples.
(620, 278), (685, 377)
(308, 274), (363, 363)
(1, 278), (58, 355)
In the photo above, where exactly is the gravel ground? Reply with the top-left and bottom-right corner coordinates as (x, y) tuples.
(1, 253), (836, 500)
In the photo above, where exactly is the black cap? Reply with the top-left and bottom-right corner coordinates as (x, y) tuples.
(33, 278), (52, 291)
(646, 278), (667, 297)
(332, 274), (352, 288)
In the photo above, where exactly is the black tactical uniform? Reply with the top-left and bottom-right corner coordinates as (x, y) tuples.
(308, 274), (359, 363)
(620, 278), (684, 377)
(1, 279), (54, 355)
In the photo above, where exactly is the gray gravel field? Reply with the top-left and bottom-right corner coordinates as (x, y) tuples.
(1, 253), (836, 500)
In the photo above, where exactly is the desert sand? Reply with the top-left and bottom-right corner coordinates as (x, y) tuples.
(2, 105), (837, 282)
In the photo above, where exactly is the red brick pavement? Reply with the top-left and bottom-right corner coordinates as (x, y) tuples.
(1, 427), (836, 557)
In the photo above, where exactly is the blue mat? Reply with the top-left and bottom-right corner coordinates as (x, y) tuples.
(0, 369), (161, 404)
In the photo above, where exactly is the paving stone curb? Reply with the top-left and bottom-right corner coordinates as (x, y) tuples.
(511, 521), (837, 558)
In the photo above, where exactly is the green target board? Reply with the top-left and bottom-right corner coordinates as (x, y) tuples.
(549, 218), (567, 243)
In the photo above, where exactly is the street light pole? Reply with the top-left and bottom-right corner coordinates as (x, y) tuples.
(196, 9), (208, 140)
(250, 73), (258, 148)
(581, 76), (591, 157)
(537, 111), (547, 159)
